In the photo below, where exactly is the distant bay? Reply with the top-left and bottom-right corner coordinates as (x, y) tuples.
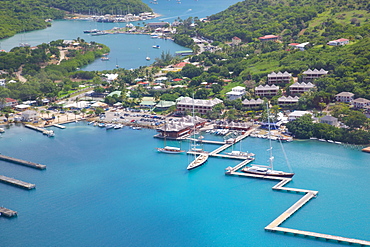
(0, 0), (242, 70)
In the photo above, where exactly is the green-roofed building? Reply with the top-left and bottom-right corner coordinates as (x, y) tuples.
(156, 100), (176, 110)
(107, 91), (122, 97)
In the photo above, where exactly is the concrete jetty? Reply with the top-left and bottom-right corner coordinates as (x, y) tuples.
(0, 175), (36, 189)
(0, 154), (46, 170)
(52, 124), (66, 129)
(226, 163), (370, 246)
(0, 207), (17, 217)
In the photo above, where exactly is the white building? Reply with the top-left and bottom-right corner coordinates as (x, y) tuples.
(288, 111), (312, 121)
(289, 82), (315, 95)
(320, 115), (339, 127)
(103, 73), (119, 83)
(255, 84), (279, 97)
(327, 38), (349, 46)
(0, 79), (5, 87)
(226, 86), (246, 100)
(352, 98), (370, 109)
(176, 97), (223, 114)
(335, 92), (354, 103)
(267, 71), (292, 84)
(242, 98), (264, 108)
(278, 96), (300, 105)
(302, 69), (328, 82)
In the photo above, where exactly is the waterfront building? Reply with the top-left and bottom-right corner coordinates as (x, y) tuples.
(155, 100), (176, 110)
(320, 115), (339, 127)
(278, 96), (300, 106)
(21, 110), (38, 122)
(289, 82), (315, 95)
(226, 86), (246, 100)
(302, 69), (328, 82)
(258, 35), (279, 42)
(146, 22), (170, 29)
(352, 98), (370, 109)
(155, 115), (206, 139)
(255, 85), (279, 97)
(267, 71), (292, 84)
(176, 97), (223, 114)
(288, 111), (312, 121)
(242, 98), (264, 108)
(335, 92), (354, 103)
(327, 38), (349, 46)
(0, 98), (18, 108)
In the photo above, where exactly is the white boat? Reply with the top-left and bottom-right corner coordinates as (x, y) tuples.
(105, 124), (115, 129)
(157, 146), (185, 154)
(152, 45), (160, 49)
(101, 57), (109, 61)
(226, 150), (255, 159)
(327, 140), (334, 143)
(43, 130), (55, 137)
(187, 154), (208, 170)
(242, 104), (294, 178)
(146, 56), (151, 61)
(318, 139), (326, 142)
(309, 137), (317, 140)
(187, 95), (208, 170)
(335, 141), (342, 145)
(0, 128), (4, 133)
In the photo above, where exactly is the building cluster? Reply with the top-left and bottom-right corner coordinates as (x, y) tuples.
(335, 92), (370, 112)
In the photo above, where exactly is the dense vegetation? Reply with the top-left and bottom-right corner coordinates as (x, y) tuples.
(0, 0), (65, 39)
(0, 0), (151, 39)
(195, 0), (370, 44)
(40, 0), (151, 16)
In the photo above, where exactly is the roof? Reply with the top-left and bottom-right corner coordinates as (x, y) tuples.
(289, 43), (300, 46)
(156, 100), (176, 108)
(353, 98), (370, 103)
(242, 98), (264, 105)
(107, 91), (122, 97)
(268, 71), (292, 77)
(172, 78), (183, 82)
(335, 92), (354, 97)
(278, 96), (300, 102)
(290, 82), (315, 88)
(176, 97), (223, 107)
(5, 98), (17, 103)
(255, 84), (279, 90)
(303, 68), (328, 75)
(288, 111), (311, 117)
(232, 36), (241, 40)
(320, 115), (338, 121)
(173, 62), (189, 68)
(258, 35), (278, 40)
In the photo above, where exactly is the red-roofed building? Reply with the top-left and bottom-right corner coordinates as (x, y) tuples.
(1, 98), (18, 108)
(327, 38), (349, 46)
(172, 78), (183, 82)
(232, 36), (241, 46)
(258, 35), (279, 41)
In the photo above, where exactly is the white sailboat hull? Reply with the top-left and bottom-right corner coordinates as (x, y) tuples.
(187, 154), (208, 170)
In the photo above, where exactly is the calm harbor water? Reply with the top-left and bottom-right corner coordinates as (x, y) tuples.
(0, 123), (369, 246)
(0, 0), (242, 70)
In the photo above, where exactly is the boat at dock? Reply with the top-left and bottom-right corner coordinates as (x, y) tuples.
(226, 150), (255, 159)
(101, 57), (109, 61)
(157, 146), (185, 154)
(242, 104), (294, 178)
(83, 29), (100, 33)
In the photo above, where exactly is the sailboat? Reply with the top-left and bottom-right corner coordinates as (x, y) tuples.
(187, 96), (208, 170)
(241, 104), (294, 178)
(156, 122), (185, 154)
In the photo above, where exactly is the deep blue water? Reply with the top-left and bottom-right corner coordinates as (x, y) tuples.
(0, 123), (369, 246)
(0, 0), (242, 70)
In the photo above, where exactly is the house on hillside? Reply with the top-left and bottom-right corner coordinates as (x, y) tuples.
(352, 98), (370, 109)
(176, 97), (223, 114)
(226, 86), (246, 100)
(242, 98), (264, 108)
(267, 71), (292, 84)
(335, 92), (354, 103)
(0, 98), (18, 109)
(231, 36), (242, 46)
(278, 96), (300, 106)
(289, 82), (315, 95)
(255, 85), (279, 97)
(327, 38), (349, 46)
(302, 69), (328, 82)
(288, 111), (312, 121)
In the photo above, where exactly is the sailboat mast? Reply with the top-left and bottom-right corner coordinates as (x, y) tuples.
(267, 103), (274, 170)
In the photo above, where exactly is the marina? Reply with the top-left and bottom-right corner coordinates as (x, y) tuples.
(0, 154), (46, 170)
(0, 175), (36, 190)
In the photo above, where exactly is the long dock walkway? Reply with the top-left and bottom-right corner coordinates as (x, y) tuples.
(0, 207), (17, 217)
(0, 154), (46, 170)
(52, 124), (66, 129)
(225, 163), (370, 246)
(0, 175), (36, 190)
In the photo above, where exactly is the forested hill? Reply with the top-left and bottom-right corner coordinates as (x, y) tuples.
(0, 0), (65, 39)
(196, 0), (370, 43)
(40, 0), (152, 16)
(0, 0), (152, 40)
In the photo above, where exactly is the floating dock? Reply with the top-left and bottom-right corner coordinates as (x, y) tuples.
(0, 207), (17, 217)
(225, 161), (370, 246)
(0, 175), (35, 190)
(0, 154), (46, 170)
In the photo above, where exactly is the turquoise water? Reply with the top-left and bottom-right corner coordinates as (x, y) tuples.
(0, 0), (242, 70)
(0, 123), (369, 246)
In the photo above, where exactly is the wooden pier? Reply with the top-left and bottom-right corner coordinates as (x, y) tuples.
(0, 154), (46, 170)
(0, 175), (36, 190)
(226, 163), (370, 246)
(0, 207), (17, 217)
(25, 124), (45, 132)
